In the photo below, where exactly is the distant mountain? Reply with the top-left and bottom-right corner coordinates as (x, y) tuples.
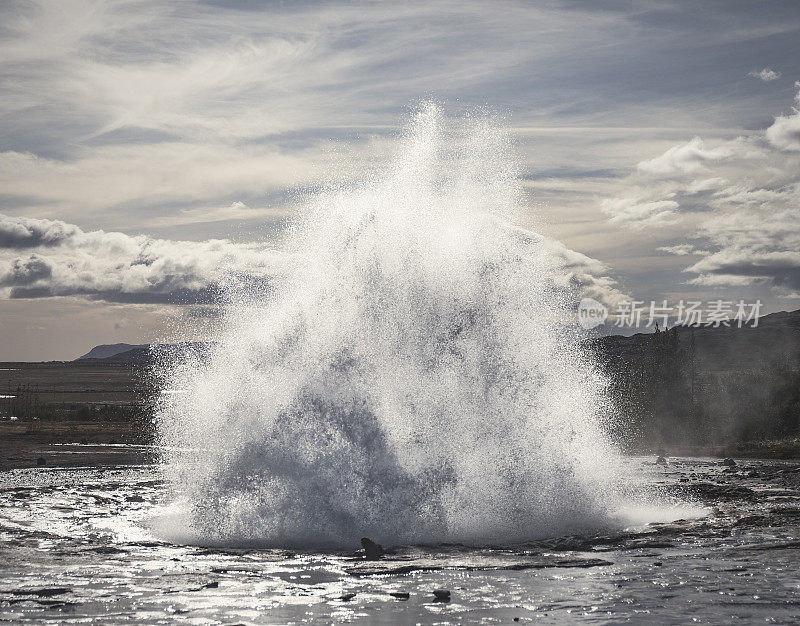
(77, 343), (149, 361)
(78, 310), (800, 368)
(592, 308), (800, 373)
(76, 342), (213, 364)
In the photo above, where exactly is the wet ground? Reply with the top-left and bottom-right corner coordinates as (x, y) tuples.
(1, 451), (799, 624)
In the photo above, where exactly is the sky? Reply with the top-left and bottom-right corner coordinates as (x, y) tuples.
(1, 0), (800, 360)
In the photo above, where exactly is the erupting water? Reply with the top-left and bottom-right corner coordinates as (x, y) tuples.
(155, 104), (625, 549)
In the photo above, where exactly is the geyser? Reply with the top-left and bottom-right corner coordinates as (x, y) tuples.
(155, 104), (623, 548)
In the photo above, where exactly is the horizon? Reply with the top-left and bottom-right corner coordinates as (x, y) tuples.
(3, 304), (794, 364)
(2, 1), (800, 360)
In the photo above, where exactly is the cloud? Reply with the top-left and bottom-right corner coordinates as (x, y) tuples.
(685, 177), (727, 194)
(539, 236), (629, 309)
(0, 144), (319, 226)
(2, 1), (798, 237)
(604, 87), (800, 294)
(636, 136), (733, 175)
(0, 214), (281, 304)
(0, 255), (53, 285)
(3, 0), (630, 231)
(765, 84), (800, 152)
(600, 197), (680, 227)
(657, 244), (699, 256)
(749, 68), (781, 81)
(688, 250), (800, 290)
(0, 211), (81, 248)
(0, 211), (624, 316)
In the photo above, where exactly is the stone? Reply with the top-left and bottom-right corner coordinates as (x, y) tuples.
(433, 589), (451, 602)
(360, 537), (384, 560)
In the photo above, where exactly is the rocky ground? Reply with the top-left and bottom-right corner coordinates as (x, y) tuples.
(0, 422), (153, 471)
(1, 453), (799, 623)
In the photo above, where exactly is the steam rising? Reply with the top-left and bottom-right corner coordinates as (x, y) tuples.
(156, 104), (623, 548)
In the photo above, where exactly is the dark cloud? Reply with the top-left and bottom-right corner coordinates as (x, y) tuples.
(690, 253), (800, 292)
(0, 254), (52, 286)
(709, 263), (800, 290)
(8, 285), (223, 305)
(0, 215), (79, 249)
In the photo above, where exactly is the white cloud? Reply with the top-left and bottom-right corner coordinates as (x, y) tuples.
(0, 212), (625, 312)
(0, 2), (564, 229)
(539, 236), (629, 309)
(765, 84), (800, 151)
(636, 136), (733, 175)
(657, 244), (701, 256)
(2, 0), (800, 358)
(748, 68), (781, 81)
(0, 214), (282, 303)
(687, 248), (800, 290)
(600, 197), (680, 227)
(603, 87), (800, 294)
(0, 144), (318, 224)
(685, 177), (727, 194)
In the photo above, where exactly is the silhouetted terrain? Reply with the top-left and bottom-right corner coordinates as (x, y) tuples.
(2, 311), (799, 458)
(77, 342), (212, 364)
(77, 343), (148, 361)
(592, 309), (800, 456)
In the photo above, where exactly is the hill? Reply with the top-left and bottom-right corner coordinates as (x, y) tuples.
(77, 343), (149, 361)
(593, 309), (800, 373)
(591, 309), (800, 454)
(76, 342), (213, 364)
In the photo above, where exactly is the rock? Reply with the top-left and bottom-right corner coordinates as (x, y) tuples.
(339, 592), (356, 601)
(679, 482), (757, 502)
(655, 456), (667, 465)
(721, 458), (737, 467)
(36, 457), (46, 466)
(9, 587), (70, 597)
(389, 591), (410, 600)
(432, 589), (451, 602)
(360, 537), (384, 560)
